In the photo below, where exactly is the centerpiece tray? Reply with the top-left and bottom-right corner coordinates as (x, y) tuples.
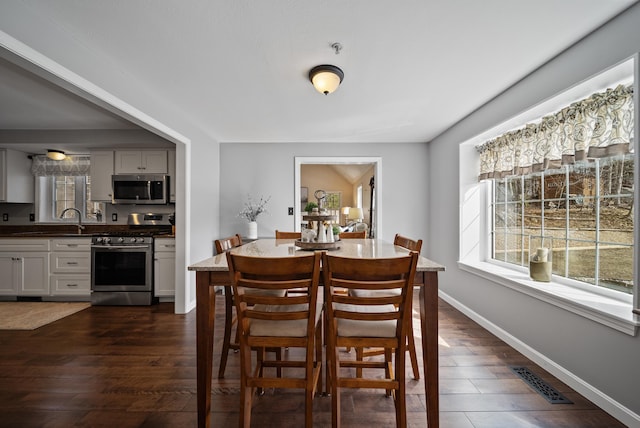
(294, 240), (340, 251)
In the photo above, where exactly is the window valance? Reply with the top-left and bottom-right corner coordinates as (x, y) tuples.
(477, 84), (634, 181)
(31, 155), (91, 177)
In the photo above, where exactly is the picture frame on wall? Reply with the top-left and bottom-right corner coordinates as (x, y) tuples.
(301, 187), (308, 205)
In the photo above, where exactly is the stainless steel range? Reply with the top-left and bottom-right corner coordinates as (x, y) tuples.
(90, 213), (171, 306)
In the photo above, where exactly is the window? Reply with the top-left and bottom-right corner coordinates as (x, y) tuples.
(458, 58), (638, 334)
(491, 154), (634, 294)
(38, 175), (104, 223)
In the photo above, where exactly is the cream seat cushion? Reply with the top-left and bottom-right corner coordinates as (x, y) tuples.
(333, 303), (397, 338)
(248, 291), (323, 337)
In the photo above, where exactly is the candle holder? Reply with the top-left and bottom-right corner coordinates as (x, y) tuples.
(529, 236), (552, 282)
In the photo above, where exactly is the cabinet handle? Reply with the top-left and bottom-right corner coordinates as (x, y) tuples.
(66, 262), (78, 265)
(66, 244), (78, 247)
(66, 284), (78, 287)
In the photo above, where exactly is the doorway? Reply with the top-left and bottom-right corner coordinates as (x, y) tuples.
(294, 157), (382, 237)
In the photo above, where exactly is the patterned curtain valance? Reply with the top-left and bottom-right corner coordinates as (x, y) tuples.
(477, 84), (634, 181)
(31, 155), (91, 177)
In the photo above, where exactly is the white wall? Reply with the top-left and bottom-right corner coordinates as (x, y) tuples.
(428, 4), (640, 423)
(219, 143), (429, 243)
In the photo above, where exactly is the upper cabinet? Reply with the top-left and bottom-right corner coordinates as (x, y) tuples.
(90, 150), (115, 201)
(0, 149), (34, 203)
(114, 150), (167, 174)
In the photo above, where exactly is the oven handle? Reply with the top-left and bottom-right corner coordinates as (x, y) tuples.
(91, 245), (151, 250)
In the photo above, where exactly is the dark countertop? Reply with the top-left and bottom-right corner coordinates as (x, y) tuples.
(0, 225), (174, 238)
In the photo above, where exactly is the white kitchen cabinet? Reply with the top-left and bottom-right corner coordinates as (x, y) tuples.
(114, 150), (168, 174)
(168, 149), (176, 203)
(90, 150), (114, 201)
(49, 238), (91, 297)
(0, 148), (34, 203)
(0, 239), (50, 296)
(154, 238), (175, 298)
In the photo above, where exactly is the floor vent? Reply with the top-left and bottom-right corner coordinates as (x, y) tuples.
(510, 366), (573, 404)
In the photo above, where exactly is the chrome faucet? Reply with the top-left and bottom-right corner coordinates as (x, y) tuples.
(60, 208), (85, 234)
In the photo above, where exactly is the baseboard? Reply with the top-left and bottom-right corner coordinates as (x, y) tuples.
(438, 290), (640, 427)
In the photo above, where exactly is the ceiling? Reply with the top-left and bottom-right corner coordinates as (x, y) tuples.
(0, 0), (636, 153)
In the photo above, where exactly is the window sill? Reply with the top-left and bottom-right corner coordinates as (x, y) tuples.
(458, 260), (639, 336)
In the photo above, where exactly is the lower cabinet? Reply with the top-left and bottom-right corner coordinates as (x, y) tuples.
(0, 252), (50, 295)
(154, 238), (175, 298)
(0, 239), (50, 296)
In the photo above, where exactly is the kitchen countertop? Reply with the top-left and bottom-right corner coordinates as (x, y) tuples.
(0, 225), (174, 238)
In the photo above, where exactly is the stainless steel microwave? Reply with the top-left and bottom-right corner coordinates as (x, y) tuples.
(112, 174), (169, 205)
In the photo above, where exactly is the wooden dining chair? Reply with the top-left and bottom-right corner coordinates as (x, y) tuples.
(275, 230), (302, 239)
(353, 234), (423, 380)
(322, 251), (419, 428)
(227, 251), (324, 428)
(339, 230), (366, 239)
(213, 234), (244, 378)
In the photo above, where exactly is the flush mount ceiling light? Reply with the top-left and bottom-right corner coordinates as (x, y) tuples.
(309, 42), (344, 95)
(309, 64), (344, 95)
(46, 149), (66, 161)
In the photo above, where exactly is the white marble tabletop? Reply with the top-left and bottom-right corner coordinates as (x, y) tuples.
(188, 238), (445, 272)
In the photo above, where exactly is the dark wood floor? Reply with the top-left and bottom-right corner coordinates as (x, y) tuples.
(0, 295), (625, 427)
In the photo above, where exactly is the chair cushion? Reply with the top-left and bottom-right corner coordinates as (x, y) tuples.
(248, 293), (323, 337)
(334, 303), (397, 338)
(350, 288), (401, 298)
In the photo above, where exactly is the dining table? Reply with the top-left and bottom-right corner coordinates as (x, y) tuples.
(188, 238), (445, 428)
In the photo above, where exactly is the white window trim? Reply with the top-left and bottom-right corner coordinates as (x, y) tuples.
(458, 57), (640, 336)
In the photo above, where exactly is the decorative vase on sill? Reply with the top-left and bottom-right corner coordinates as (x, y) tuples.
(529, 236), (552, 282)
(247, 221), (258, 240)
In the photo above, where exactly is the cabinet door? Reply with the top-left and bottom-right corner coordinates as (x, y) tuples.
(141, 151), (168, 174)
(17, 253), (50, 295)
(154, 251), (175, 297)
(90, 151), (114, 201)
(114, 151), (142, 174)
(0, 254), (17, 294)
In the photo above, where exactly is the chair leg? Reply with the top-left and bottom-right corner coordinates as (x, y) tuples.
(218, 285), (235, 378)
(407, 321), (420, 380)
(394, 347), (407, 427)
(239, 342), (253, 428)
(331, 345), (341, 428)
(355, 347), (364, 378)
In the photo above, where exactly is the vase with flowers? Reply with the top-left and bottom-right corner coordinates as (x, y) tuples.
(238, 195), (270, 239)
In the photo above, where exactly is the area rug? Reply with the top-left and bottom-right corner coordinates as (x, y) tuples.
(0, 302), (91, 330)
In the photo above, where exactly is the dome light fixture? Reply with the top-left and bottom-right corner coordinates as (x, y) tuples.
(309, 65), (344, 95)
(46, 149), (66, 161)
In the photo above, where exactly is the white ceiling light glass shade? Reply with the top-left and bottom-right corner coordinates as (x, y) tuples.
(309, 65), (344, 95)
(46, 149), (66, 161)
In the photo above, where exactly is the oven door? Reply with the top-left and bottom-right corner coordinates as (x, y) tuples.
(91, 245), (153, 292)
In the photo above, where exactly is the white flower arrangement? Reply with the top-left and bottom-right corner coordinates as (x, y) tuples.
(238, 195), (271, 222)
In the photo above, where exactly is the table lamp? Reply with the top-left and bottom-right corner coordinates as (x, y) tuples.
(347, 207), (363, 223)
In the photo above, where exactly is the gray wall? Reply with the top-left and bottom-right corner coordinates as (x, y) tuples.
(428, 3), (640, 420)
(219, 143), (429, 245)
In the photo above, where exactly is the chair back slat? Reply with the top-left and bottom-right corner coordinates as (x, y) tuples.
(275, 230), (302, 239)
(339, 231), (366, 239)
(394, 234), (423, 253)
(214, 234), (243, 254)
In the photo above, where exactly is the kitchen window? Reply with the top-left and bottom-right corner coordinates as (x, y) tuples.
(37, 175), (104, 223)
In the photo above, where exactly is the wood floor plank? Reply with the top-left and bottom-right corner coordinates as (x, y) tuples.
(0, 297), (626, 427)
